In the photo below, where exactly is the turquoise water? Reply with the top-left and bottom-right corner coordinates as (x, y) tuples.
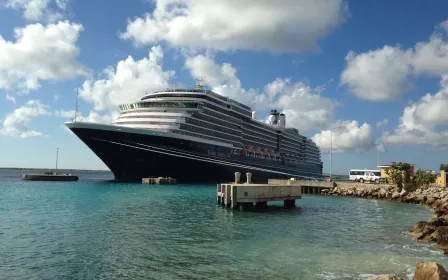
(1, 169), (447, 279)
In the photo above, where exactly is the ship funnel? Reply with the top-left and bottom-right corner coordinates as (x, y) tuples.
(279, 113), (286, 129)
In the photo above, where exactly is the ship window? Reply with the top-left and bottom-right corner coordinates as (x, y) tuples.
(124, 101), (200, 109)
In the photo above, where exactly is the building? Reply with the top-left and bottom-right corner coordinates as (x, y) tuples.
(378, 163), (415, 184)
(436, 170), (447, 187)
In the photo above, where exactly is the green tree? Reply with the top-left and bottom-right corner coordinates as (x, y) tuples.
(386, 161), (411, 185)
(440, 164), (448, 172)
(415, 169), (437, 186)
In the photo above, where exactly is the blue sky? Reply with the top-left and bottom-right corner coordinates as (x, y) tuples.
(1, 0), (448, 174)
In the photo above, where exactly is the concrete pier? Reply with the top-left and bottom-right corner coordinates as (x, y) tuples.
(142, 177), (176, 184)
(217, 172), (302, 211)
(268, 178), (334, 195)
(21, 174), (78, 181)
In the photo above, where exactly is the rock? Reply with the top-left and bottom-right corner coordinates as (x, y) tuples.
(426, 196), (436, 205)
(417, 225), (438, 241)
(368, 274), (404, 280)
(428, 217), (447, 227)
(434, 227), (448, 248)
(416, 195), (426, 203)
(413, 262), (448, 280)
(400, 190), (409, 197)
(403, 195), (417, 203)
(392, 192), (400, 199)
(379, 188), (388, 198)
(409, 221), (428, 237)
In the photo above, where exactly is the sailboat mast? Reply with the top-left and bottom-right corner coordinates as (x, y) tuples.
(74, 88), (79, 122)
(56, 148), (59, 174)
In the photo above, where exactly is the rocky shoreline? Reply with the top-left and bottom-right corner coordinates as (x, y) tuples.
(321, 184), (448, 253)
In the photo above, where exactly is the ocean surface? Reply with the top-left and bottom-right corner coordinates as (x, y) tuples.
(1, 169), (447, 280)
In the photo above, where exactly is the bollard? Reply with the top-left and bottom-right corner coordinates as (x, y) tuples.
(246, 172), (252, 184)
(235, 172), (241, 183)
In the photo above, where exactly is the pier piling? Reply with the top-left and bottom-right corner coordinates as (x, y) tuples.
(246, 172), (252, 184)
(235, 172), (241, 184)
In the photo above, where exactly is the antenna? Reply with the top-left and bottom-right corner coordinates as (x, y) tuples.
(74, 88), (80, 122)
(195, 76), (206, 92)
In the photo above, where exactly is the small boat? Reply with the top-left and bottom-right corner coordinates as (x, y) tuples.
(21, 148), (79, 181)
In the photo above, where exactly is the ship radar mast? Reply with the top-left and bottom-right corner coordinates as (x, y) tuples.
(195, 76), (206, 92)
(73, 88), (81, 122)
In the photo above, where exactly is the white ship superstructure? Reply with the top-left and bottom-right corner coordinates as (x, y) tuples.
(66, 80), (322, 182)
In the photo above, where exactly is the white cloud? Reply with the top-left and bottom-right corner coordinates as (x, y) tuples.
(4, 0), (67, 21)
(273, 79), (339, 133)
(6, 93), (16, 103)
(185, 54), (374, 151)
(81, 111), (118, 124)
(54, 109), (75, 119)
(412, 32), (448, 76)
(0, 100), (50, 138)
(340, 46), (413, 101)
(0, 21), (89, 93)
(341, 18), (448, 101)
(53, 108), (118, 124)
(439, 19), (448, 34)
(79, 45), (175, 111)
(121, 0), (348, 53)
(312, 121), (375, 152)
(61, 111), (117, 135)
(376, 143), (386, 153)
(185, 54), (258, 106)
(382, 75), (448, 149)
(376, 118), (388, 127)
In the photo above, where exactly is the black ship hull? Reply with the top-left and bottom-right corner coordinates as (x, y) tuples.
(66, 122), (323, 183)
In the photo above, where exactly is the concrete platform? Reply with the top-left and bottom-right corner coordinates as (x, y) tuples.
(217, 172), (302, 211)
(142, 177), (177, 184)
(21, 174), (78, 181)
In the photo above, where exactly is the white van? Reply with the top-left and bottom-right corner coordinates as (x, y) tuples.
(349, 169), (382, 183)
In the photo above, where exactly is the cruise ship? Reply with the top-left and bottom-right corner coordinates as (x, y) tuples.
(66, 81), (323, 182)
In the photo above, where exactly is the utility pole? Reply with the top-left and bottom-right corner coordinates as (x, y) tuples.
(55, 148), (59, 174)
(330, 129), (332, 180)
(377, 147), (379, 168)
(329, 124), (347, 181)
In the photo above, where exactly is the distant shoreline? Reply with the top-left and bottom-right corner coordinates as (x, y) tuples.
(0, 167), (111, 172)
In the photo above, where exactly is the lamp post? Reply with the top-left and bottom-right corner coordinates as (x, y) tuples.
(329, 124), (347, 181)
